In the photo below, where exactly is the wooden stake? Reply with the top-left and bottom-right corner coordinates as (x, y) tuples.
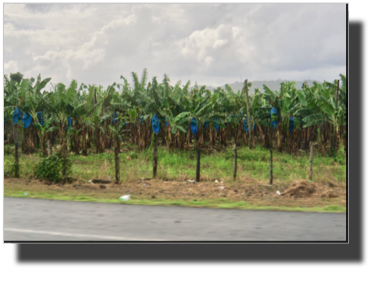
(115, 146), (120, 184)
(270, 150), (273, 185)
(61, 140), (67, 184)
(14, 142), (19, 178)
(153, 134), (157, 178)
(335, 80), (340, 154)
(233, 142), (237, 181)
(244, 79), (252, 149)
(309, 143), (314, 181)
(196, 148), (201, 182)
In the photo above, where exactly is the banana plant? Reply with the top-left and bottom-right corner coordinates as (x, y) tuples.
(108, 114), (129, 151)
(12, 75), (51, 155)
(71, 84), (103, 155)
(259, 82), (296, 151)
(32, 117), (58, 156)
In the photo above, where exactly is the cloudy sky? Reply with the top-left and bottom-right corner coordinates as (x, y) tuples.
(3, 3), (346, 88)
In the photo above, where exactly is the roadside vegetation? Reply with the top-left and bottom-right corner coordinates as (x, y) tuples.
(3, 70), (347, 213)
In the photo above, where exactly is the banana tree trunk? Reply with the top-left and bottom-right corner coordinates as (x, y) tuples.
(186, 122), (191, 151)
(236, 124), (241, 146)
(145, 122), (150, 149)
(108, 123), (114, 149)
(95, 127), (100, 154)
(243, 131), (247, 146)
(59, 121), (67, 154)
(209, 125), (213, 148)
(276, 122), (283, 152)
(165, 125), (172, 151)
(336, 126), (341, 154)
(39, 133), (47, 157)
(33, 118), (47, 157)
(81, 124), (87, 156)
(86, 128), (92, 149)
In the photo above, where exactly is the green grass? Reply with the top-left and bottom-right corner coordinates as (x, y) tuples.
(4, 190), (346, 213)
(4, 143), (347, 184)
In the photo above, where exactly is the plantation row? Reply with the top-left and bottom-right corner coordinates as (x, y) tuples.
(4, 70), (346, 160)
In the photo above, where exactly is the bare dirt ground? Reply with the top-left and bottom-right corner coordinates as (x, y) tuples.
(4, 177), (346, 209)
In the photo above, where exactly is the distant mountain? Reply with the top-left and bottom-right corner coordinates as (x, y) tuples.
(204, 79), (322, 94)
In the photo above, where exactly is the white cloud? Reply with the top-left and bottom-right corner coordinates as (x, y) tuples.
(3, 3), (346, 87)
(4, 61), (19, 74)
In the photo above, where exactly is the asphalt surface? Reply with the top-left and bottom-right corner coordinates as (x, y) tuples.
(4, 197), (346, 241)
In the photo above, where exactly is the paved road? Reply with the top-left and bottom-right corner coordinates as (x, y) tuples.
(4, 197), (346, 241)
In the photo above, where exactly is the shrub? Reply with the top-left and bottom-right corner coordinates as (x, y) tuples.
(4, 158), (20, 178)
(333, 145), (346, 165)
(4, 145), (13, 156)
(34, 152), (72, 182)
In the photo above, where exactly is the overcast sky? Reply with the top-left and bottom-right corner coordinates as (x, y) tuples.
(4, 3), (346, 88)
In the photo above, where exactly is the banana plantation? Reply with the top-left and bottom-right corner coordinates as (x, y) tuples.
(4, 69), (347, 161)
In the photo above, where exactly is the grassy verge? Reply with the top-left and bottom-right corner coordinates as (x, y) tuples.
(4, 187), (346, 213)
(4, 143), (346, 213)
(4, 144), (346, 184)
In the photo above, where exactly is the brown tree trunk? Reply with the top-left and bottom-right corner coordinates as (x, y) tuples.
(276, 122), (283, 152)
(236, 124), (241, 147)
(100, 129), (106, 153)
(48, 140), (52, 157)
(81, 124), (87, 156)
(209, 125), (213, 148)
(86, 128), (92, 149)
(243, 131), (247, 146)
(186, 122), (191, 151)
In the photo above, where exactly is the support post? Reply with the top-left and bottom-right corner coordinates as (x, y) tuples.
(309, 143), (314, 181)
(244, 79), (252, 149)
(233, 142), (237, 181)
(115, 146), (120, 184)
(153, 134), (157, 178)
(270, 150), (273, 185)
(196, 148), (201, 182)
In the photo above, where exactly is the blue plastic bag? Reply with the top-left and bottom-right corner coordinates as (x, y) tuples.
(37, 111), (44, 126)
(112, 111), (117, 124)
(214, 119), (219, 131)
(289, 116), (294, 133)
(152, 113), (160, 134)
(12, 108), (21, 125)
(243, 117), (253, 133)
(270, 108), (278, 129)
(190, 118), (198, 137)
(67, 117), (72, 130)
(22, 112), (32, 129)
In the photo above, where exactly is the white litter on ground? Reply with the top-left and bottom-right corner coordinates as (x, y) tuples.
(219, 186), (225, 190)
(215, 180), (219, 183)
(119, 195), (131, 201)
(88, 180), (92, 183)
(277, 191), (281, 195)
